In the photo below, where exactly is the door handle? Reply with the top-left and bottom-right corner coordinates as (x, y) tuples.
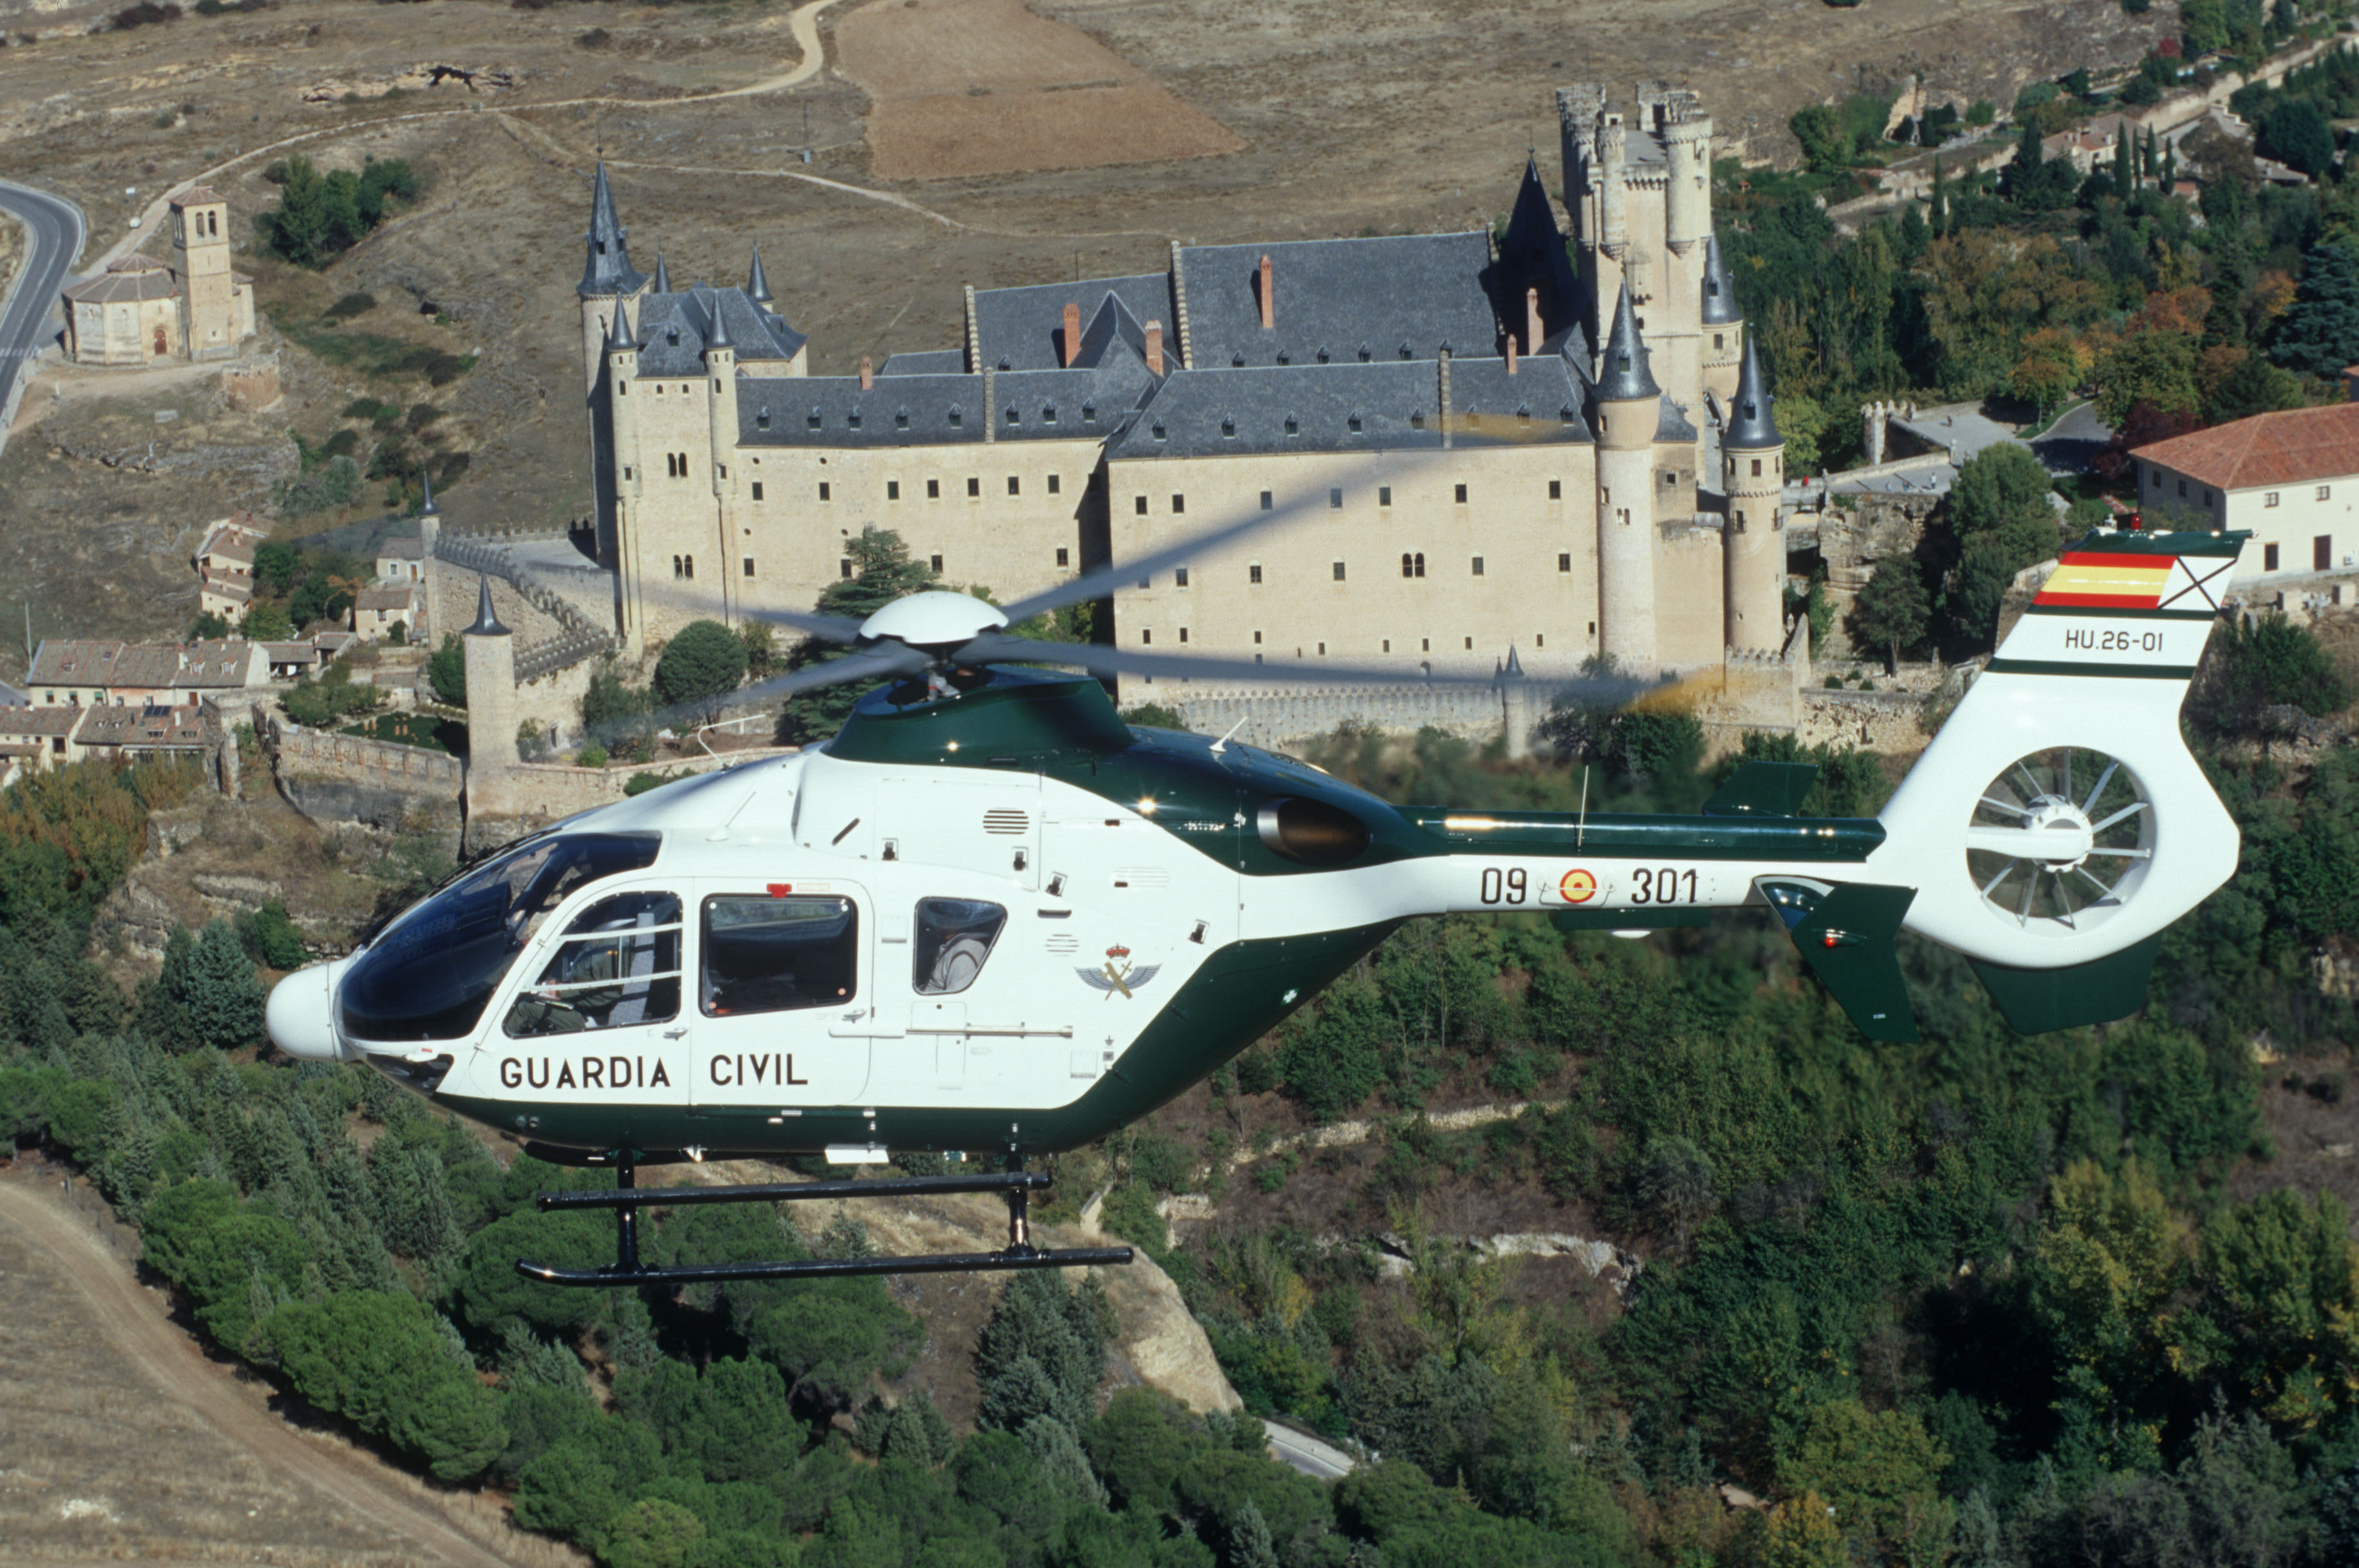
(662, 1027), (687, 1039)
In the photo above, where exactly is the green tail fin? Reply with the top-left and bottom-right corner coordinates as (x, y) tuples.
(1969, 936), (2160, 1033)
(1780, 882), (1920, 1044)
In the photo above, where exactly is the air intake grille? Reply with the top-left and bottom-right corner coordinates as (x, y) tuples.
(1045, 934), (1079, 955)
(1112, 867), (1170, 889)
(983, 810), (1030, 835)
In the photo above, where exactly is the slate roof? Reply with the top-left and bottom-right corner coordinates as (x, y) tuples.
(1105, 355), (1591, 462)
(971, 273), (1175, 371)
(629, 284), (807, 375)
(1176, 233), (1501, 370)
(1700, 235), (1741, 325)
(579, 163), (649, 300)
(64, 256), (178, 305)
(739, 350), (1158, 451)
(1656, 397), (1698, 443)
(2132, 402), (2359, 491)
(880, 350), (964, 377)
(1494, 157), (1584, 349)
(1594, 285), (1659, 403)
(1723, 338), (1782, 450)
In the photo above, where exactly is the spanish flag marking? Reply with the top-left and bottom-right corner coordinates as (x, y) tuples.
(2034, 552), (2176, 610)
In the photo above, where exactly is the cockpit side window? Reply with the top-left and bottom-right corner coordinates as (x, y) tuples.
(702, 895), (857, 1016)
(504, 891), (682, 1037)
(913, 898), (1007, 995)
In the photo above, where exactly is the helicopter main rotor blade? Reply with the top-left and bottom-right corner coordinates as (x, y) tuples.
(588, 646), (930, 743)
(950, 632), (1647, 700)
(995, 477), (1367, 627)
(737, 605), (868, 643)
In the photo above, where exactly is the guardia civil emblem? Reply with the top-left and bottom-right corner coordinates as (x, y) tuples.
(1079, 945), (1159, 1000)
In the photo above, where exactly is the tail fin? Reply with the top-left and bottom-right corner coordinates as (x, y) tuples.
(1873, 528), (2247, 977)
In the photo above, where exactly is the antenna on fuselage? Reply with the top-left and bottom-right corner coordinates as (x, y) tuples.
(1577, 766), (1590, 849)
(1208, 716), (1249, 754)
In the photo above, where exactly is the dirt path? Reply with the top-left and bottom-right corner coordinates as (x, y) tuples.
(0, 1170), (540, 1568)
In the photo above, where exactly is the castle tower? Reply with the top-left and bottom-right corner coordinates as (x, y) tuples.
(577, 163), (649, 395)
(1721, 338), (1787, 652)
(605, 300), (648, 657)
(417, 469), (441, 643)
(461, 576), (519, 821)
(702, 296), (739, 627)
(746, 247), (774, 307)
(1594, 284), (1661, 670)
(169, 187), (238, 362)
(1699, 234), (1744, 408)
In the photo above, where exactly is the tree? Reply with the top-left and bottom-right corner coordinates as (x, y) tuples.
(2190, 614), (2352, 734)
(2271, 238), (2359, 377)
(240, 602), (294, 642)
(2115, 121), (2136, 200)
(1637, 1134), (1716, 1250)
(2262, 99), (2336, 178)
(1779, 1401), (1953, 1566)
(652, 620), (749, 724)
(184, 917), (266, 1053)
(1929, 156), (1949, 237)
(2206, 347), (2305, 422)
(1791, 105), (1853, 174)
(1937, 444), (2063, 646)
(975, 1271), (1109, 1435)
(426, 634), (466, 707)
(1851, 557), (1930, 671)
(2094, 330), (2201, 429)
(2011, 325), (2088, 417)
(264, 1291), (509, 1481)
(2197, 1189), (2359, 1427)
(778, 527), (939, 740)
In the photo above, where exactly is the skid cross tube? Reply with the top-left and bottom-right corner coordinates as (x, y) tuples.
(515, 1164), (1132, 1286)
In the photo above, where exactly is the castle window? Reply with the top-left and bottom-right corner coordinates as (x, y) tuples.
(1175, 568), (1189, 587)
(1471, 557), (1484, 577)
(841, 559), (853, 578)
(1152, 423), (1167, 442)
(1221, 418), (1236, 438)
(1751, 459), (1763, 477)
(2266, 543), (2280, 570)
(620, 381), (629, 397)
(1379, 486), (1392, 507)
(1260, 491), (1273, 510)
(2177, 480), (2187, 497)
(1276, 352), (1289, 365)
(1180, 628), (1189, 643)
(1329, 488), (1343, 509)
(1135, 496), (1148, 515)
(1234, 354), (1245, 367)
(754, 406), (766, 428)
(1254, 631), (1263, 644)
(927, 479), (940, 499)
(1464, 637), (1473, 650)
(1047, 474), (1061, 495)
(683, 556), (695, 579)
(1535, 634), (1544, 648)
(1057, 547), (1069, 566)
(1713, 333), (1724, 349)
(1661, 471), (1676, 488)
(1402, 553), (1423, 579)
(752, 482), (765, 501)
(1410, 412), (1425, 429)
(1318, 347), (1331, 364)
(1008, 476), (1021, 495)
(1140, 629), (1152, 645)
(1249, 564), (1263, 584)
(1347, 413), (1362, 433)
(931, 555), (944, 572)
(1358, 344), (1371, 362)
(2268, 491), (2282, 508)
(672, 555), (682, 577)
(1284, 417), (1298, 437)
(1044, 406), (1057, 424)
(967, 477), (981, 497)
(1454, 484), (1468, 504)
(948, 407), (963, 428)
(1083, 404), (1096, 424)
(1549, 479), (1562, 500)
(1332, 561), (1346, 581)
(897, 409), (910, 429)
(623, 466), (634, 481)
(848, 409), (861, 429)
(1172, 495), (1185, 514)
(1561, 407), (1575, 425)
(743, 557), (756, 577)
(1006, 406), (1020, 426)
(1557, 553), (1572, 572)
(888, 480), (900, 500)
(997, 357), (1010, 371)
(1399, 342), (1412, 359)
(807, 409), (821, 429)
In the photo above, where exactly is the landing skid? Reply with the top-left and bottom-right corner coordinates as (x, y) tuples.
(514, 1164), (1133, 1286)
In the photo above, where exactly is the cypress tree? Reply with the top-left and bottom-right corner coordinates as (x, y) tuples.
(1929, 155), (1949, 236)
(2115, 121), (2136, 199)
(2144, 125), (2159, 177)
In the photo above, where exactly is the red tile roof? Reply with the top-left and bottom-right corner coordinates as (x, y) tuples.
(2133, 402), (2359, 491)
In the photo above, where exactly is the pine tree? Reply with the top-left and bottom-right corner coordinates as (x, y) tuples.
(1227, 1503), (1280, 1568)
(183, 918), (267, 1054)
(2272, 238), (2359, 378)
(778, 526), (940, 740)
(1023, 1414), (1109, 1508)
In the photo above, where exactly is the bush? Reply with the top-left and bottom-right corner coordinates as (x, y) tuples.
(112, 1), (180, 26)
(2191, 615), (2352, 734)
(427, 635), (466, 707)
(326, 292), (378, 321)
(575, 743), (608, 769)
(653, 621), (749, 723)
(271, 455), (360, 519)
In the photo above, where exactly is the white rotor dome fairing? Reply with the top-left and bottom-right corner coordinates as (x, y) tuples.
(859, 592), (1010, 650)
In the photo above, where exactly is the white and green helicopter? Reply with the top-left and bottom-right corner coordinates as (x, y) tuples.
(267, 514), (2250, 1287)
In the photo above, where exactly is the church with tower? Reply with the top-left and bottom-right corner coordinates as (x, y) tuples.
(63, 185), (256, 367)
(575, 85), (1789, 686)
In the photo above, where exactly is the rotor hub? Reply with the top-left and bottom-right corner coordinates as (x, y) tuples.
(2021, 794), (2095, 871)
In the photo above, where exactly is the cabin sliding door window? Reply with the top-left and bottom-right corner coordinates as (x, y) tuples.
(702, 895), (859, 1015)
(912, 899), (1008, 995)
(504, 891), (681, 1036)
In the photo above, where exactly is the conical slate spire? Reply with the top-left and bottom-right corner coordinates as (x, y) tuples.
(1700, 234), (1741, 325)
(1503, 643), (1525, 679)
(466, 575), (510, 638)
(605, 297), (636, 351)
(1723, 336), (1782, 449)
(701, 291), (733, 353)
(746, 245), (773, 305)
(578, 162), (649, 300)
(417, 467), (437, 517)
(652, 250), (672, 294)
(1594, 282), (1659, 402)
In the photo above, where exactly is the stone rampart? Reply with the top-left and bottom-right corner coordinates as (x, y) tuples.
(1158, 682), (1515, 754)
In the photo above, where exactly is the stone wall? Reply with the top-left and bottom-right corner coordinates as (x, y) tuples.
(1157, 681), (1519, 754)
(1799, 688), (1932, 753)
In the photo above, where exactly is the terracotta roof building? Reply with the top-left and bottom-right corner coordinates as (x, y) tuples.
(2132, 402), (2359, 578)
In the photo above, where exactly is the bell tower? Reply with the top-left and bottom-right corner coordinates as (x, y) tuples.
(169, 187), (236, 362)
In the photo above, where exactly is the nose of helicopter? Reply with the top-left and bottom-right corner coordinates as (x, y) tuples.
(266, 958), (354, 1061)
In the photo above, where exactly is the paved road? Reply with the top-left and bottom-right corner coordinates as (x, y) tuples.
(2032, 400), (2115, 477)
(0, 176), (85, 456)
(1266, 1420), (1358, 1480)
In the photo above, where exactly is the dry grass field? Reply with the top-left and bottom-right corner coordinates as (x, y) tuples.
(838, 0), (1243, 180)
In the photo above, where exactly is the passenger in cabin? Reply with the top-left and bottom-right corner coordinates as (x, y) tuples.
(914, 899), (1006, 996)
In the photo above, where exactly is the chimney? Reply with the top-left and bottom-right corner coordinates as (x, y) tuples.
(1438, 349), (1452, 449)
(1145, 319), (1165, 377)
(1506, 334), (1518, 376)
(859, 355), (874, 391)
(1258, 253), (1274, 331)
(1063, 302), (1081, 367)
(1526, 287), (1543, 358)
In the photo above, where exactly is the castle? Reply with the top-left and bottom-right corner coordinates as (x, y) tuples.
(63, 186), (256, 367)
(577, 85), (1788, 686)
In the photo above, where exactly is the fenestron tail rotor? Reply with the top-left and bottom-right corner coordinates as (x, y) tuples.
(1962, 747), (2156, 934)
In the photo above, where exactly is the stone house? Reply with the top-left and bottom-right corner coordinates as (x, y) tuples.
(61, 187), (256, 367)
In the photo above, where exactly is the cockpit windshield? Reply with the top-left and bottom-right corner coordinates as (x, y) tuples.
(340, 832), (662, 1042)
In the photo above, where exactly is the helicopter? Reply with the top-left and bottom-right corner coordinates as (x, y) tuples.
(266, 511), (2250, 1288)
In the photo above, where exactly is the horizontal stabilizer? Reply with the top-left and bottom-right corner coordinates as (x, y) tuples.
(1970, 935), (2160, 1033)
(1553, 906), (1714, 933)
(1771, 880), (1920, 1043)
(1704, 761), (1819, 818)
